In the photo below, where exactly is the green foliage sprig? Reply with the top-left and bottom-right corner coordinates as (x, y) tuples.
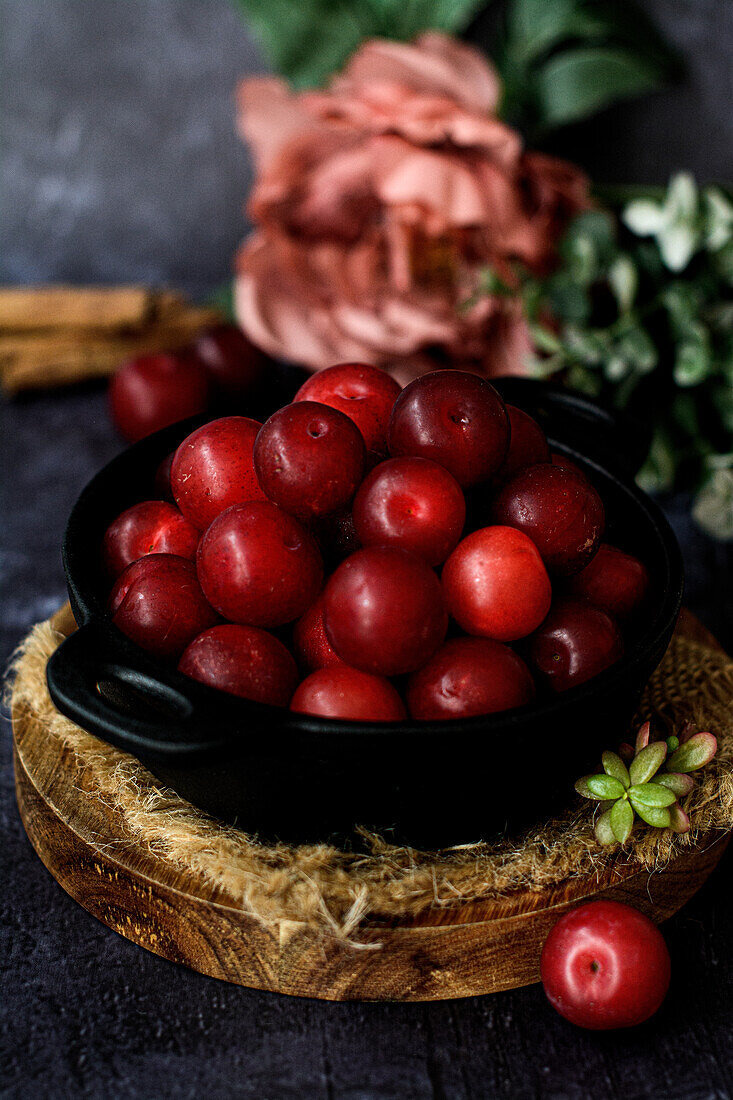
(482, 174), (733, 539)
(576, 720), (718, 845)
(495, 0), (678, 138)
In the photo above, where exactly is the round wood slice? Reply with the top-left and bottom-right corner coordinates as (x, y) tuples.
(12, 607), (730, 1002)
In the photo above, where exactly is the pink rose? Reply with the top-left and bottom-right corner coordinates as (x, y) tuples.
(235, 33), (590, 379)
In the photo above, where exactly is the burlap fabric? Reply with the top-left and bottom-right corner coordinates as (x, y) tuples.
(9, 607), (733, 940)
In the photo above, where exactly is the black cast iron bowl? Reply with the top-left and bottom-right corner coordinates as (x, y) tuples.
(46, 377), (684, 848)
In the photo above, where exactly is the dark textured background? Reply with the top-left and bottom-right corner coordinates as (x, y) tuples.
(1, 2), (732, 1097)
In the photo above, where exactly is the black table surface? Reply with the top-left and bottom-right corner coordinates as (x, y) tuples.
(1, 387), (731, 1100)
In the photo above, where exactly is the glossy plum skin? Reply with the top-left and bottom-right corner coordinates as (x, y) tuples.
(387, 371), (510, 487)
(551, 452), (588, 480)
(496, 405), (550, 483)
(294, 362), (402, 456)
(540, 901), (671, 1030)
(492, 464), (605, 575)
(254, 402), (366, 521)
(171, 416), (266, 530)
(292, 594), (345, 672)
(528, 598), (624, 692)
(103, 501), (200, 578)
(193, 324), (267, 395)
(290, 666), (407, 721)
(178, 624), (298, 706)
(406, 637), (535, 720)
(109, 351), (210, 442)
(353, 457), (465, 566)
(442, 526), (552, 641)
(108, 554), (218, 661)
(197, 501), (323, 627)
(567, 542), (650, 620)
(323, 547), (448, 676)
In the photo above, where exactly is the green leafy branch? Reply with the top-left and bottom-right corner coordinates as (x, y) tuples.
(480, 175), (733, 538)
(576, 720), (718, 845)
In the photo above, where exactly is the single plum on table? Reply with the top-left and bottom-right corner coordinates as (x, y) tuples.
(178, 624), (298, 706)
(528, 598), (624, 692)
(387, 370), (510, 487)
(108, 554), (218, 660)
(294, 362), (402, 457)
(290, 666), (407, 722)
(171, 416), (266, 530)
(406, 637), (535, 720)
(491, 463), (605, 575)
(540, 900), (671, 1030)
(352, 457), (465, 566)
(109, 351), (210, 442)
(442, 526), (552, 641)
(197, 501), (323, 627)
(323, 546), (447, 676)
(254, 402), (366, 521)
(103, 500), (199, 578)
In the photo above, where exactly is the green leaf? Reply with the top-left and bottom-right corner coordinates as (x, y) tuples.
(529, 323), (563, 355)
(624, 198), (666, 237)
(608, 255), (638, 313)
(206, 280), (235, 322)
(602, 751), (630, 788)
(656, 772), (695, 798)
(633, 804), (672, 829)
(232, 0), (489, 88)
(594, 807), (617, 846)
(703, 186), (733, 252)
(587, 774), (626, 800)
(628, 782), (676, 809)
(615, 324), (658, 374)
(533, 47), (663, 129)
(693, 470), (733, 541)
(668, 804), (691, 834)
(610, 798), (634, 844)
(547, 278), (591, 325)
(667, 732), (718, 773)
(674, 325), (712, 387)
(575, 774), (597, 799)
(508, 0), (616, 66)
(629, 742), (667, 786)
(635, 721), (651, 752)
(636, 427), (677, 494)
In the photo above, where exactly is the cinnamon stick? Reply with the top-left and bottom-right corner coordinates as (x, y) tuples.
(0, 285), (156, 331)
(0, 286), (223, 394)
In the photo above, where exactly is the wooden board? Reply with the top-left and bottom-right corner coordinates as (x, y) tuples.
(11, 608), (730, 1002)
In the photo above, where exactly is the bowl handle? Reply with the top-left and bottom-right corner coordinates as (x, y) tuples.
(46, 623), (237, 759)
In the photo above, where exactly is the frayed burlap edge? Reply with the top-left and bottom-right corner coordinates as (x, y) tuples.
(7, 611), (733, 942)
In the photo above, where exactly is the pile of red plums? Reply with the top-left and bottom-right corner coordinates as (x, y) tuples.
(102, 363), (650, 722)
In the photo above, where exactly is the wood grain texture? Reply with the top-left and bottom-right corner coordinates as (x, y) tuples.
(11, 609), (730, 1002)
